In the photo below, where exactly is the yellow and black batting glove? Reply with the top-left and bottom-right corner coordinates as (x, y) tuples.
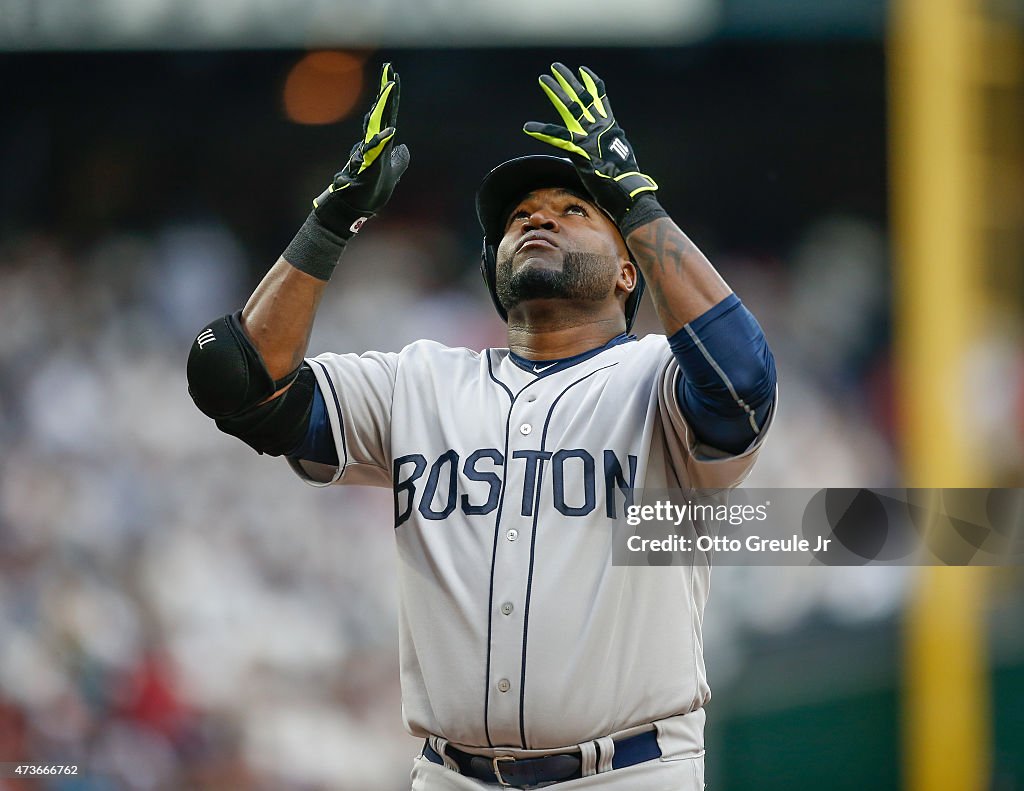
(312, 62), (410, 239)
(524, 63), (665, 237)
(283, 63), (411, 281)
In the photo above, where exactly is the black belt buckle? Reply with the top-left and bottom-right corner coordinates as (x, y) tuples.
(492, 755), (514, 787)
(466, 752), (582, 787)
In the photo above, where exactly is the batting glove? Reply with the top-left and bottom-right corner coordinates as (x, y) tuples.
(524, 63), (666, 237)
(284, 63), (411, 280)
(312, 62), (410, 237)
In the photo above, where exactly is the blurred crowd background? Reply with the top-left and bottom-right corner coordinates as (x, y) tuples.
(1, 1), (1023, 789)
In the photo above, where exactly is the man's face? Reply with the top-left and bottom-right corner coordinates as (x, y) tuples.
(494, 187), (631, 316)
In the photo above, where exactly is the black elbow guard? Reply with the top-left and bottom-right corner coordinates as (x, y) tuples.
(187, 311), (293, 417)
(215, 365), (316, 456)
(187, 311), (311, 455)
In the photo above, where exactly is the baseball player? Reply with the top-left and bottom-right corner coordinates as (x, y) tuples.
(187, 62), (777, 789)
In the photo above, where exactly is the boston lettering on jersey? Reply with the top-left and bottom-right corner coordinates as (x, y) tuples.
(393, 448), (638, 526)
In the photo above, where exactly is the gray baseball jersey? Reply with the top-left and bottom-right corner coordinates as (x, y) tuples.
(289, 334), (773, 751)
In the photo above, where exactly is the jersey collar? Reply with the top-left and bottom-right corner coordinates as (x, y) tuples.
(507, 332), (637, 378)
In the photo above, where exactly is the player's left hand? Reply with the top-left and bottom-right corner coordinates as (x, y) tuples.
(524, 63), (659, 232)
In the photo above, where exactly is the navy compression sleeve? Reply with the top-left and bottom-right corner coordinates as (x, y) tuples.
(288, 382), (339, 466)
(669, 294), (776, 455)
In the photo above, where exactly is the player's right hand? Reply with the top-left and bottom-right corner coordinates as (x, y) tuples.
(311, 62), (411, 238)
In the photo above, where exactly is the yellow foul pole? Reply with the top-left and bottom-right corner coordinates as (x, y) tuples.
(888, 0), (990, 789)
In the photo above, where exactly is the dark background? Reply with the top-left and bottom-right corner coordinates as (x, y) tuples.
(0, 45), (886, 270)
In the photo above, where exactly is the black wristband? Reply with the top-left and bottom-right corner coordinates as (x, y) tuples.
(282, 213), (350, 281)
(619, 193), (670, 239)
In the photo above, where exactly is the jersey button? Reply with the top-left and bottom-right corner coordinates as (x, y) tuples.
(501, 602), (514, 615)
(506, 529), (518, 542)
(519, 423), (532, 435)
(497, 679), (511, 693)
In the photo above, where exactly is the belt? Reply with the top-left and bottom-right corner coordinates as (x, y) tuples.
(422, 730), (661, 788)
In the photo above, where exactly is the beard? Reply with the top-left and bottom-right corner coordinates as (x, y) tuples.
(496, 250), (619, 314)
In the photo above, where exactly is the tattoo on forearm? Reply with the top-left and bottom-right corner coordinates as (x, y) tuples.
(628, 218), (693, 282)
(626, 218), (697, 326)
